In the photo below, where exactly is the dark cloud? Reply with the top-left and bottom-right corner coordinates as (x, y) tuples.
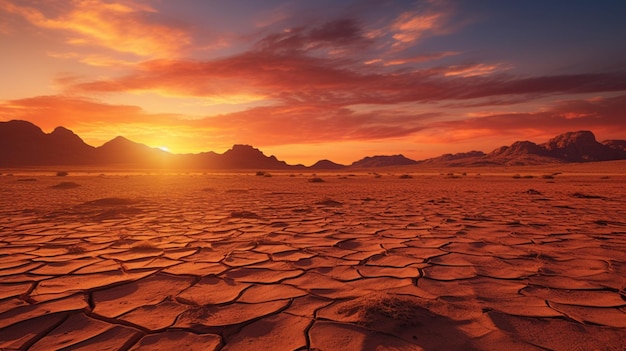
(254, 18), (371, 53)
(67, 46), (626, 107)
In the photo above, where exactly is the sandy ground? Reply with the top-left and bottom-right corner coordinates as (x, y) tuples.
(0, 166), (625, 350)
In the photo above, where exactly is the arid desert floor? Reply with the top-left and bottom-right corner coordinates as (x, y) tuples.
(1, 165), (625, 350)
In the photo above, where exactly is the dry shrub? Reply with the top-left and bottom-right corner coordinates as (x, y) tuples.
(338, 293), (424, 327)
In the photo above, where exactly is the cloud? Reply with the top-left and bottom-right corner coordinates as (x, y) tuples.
(191, 104), (438, 146)
(57, 10), (626, 106)
(187, 94), (626, 148)
(392, 12), (445, 44)
(430, 94), (626, 141)
(0, 0), (190, 58)
(46, 51), (139, 67)
(382, 51), (460, 66)
(389, 1), (456, 48)
(443, 63), (508, 77)
(66, 51), (368, 103)
(255, 18), (371, 54)
(0, 95), (180, 128)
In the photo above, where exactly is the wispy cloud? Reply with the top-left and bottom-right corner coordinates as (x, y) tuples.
(0, 95), (178, 126)
(389, 1), (456, 48)
(382, 51), (460, 66)
(192, 104), (439, 146)
(0, 0), (190, 58)
(392, 12), (445, 44)
(443, 63), (508, 77)
(46, 51), (139, 67)
(64, 48), (626, 107)
(255, 18), (371, 54)
(51, 11), (625, 106)
(431, 94), (626, 141)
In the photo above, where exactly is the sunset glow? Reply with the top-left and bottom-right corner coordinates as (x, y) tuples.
(1, 0), (625, 164)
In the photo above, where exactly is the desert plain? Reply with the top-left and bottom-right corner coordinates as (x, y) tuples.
(0, 162), (625, 350)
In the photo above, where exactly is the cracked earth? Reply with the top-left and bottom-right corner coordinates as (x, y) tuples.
(1, 171), (625, 350)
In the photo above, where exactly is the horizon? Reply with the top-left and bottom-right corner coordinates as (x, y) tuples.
(2, 1), (626, 164)
(4, 119), (624, 168)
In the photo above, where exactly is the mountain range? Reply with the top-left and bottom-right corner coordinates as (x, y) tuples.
(1, 120), (625, 169)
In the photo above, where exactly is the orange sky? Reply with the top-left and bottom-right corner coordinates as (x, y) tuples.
(1, 0), (626, 165)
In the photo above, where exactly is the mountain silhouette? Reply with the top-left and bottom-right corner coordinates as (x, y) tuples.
(310, 159), (347, 170)
(0, 120), (94, 165)
(350, 155), (418, 168)
(217, 145), (304, 169)
(0, 121), (304, 169)
(422, 130), (626, 166)
(96, 136), (172, 166)
(1, 120), (625, 168)
(540, 130), (625, 162)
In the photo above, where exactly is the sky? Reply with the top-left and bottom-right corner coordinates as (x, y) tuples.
(1, 0), (626, 165)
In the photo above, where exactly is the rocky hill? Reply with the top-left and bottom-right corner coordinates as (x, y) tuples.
(350, 155), (418, 168)
(0, 120), (94, 166)
(310, 159), (347, 170)
(421, 131), (626, 166)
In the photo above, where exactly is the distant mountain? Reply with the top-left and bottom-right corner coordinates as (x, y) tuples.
(217, 144), (304, 169)
(489, 141), (548, 158)
(0, 120), (303, 169)
(540, 130), (625, 162)
(1, 120), (625, 168)
(0, 120), (94, 166)
(350, 154), (418, 168)
(486, 141), (560, 166)
(310, 159), (347, 170)
(421, 130), (626, 166)
(419, 151), (492, 167)
(96, 136), (172, 166)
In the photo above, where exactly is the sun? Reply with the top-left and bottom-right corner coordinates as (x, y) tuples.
(157, 146), (170, 152)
